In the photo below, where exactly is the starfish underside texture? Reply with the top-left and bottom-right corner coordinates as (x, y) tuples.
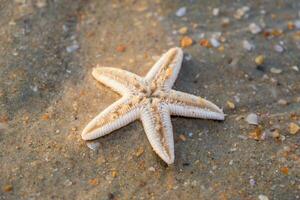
(82, 47), (225, 164)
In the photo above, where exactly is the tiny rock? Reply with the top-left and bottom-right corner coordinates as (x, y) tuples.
(148, 166), (156, 172)
(271, 129), (280, 138)
(234, 6), (250, 19)
(112, 170), (118, 178)
(291, 66), (299, 72)
(212, 8), (220, 16)
(274, 44), (284, 53)
(180, 36), (193, 48)
(277, 99), (288, 105)
(116, 45), (126, 52)
(258, 194), (269, 200)
(3, 184), (13, 192)
(87, 141), (100, 151)
(179, 134), (187, 141)
(288, 122), (300, 135)
(135, 147), (144, 157)
(176, 7), (186, 17)
(199, 39), (211, 48)
(210, 38), (220, 48)
(178, 27), (188, 35)
(246, 113), (259, 125)
(66, 43), (79, 53)
(249, 23), (262, 34)
(270, 67), (282, 74)
(255, 55), (265, 66)
(248, 127), (262, 140)
(226, 101), (235, 109)
(243, 40), (254, 51)
(280, 166), (289, 175)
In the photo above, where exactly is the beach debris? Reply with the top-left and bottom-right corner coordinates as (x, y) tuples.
(246, 113), (259, 125)
(234, 6), (250, 19)
(291, 66), (299, 72)
(178, 27), (188, 35)
(226, 101), (235, 109)
(258, 194), (269, 200)
(243, 40), (254, 51)
(270, 67), (282, 74)
(180, 36), (193, 48)
(249, 23), (262, 34)
(212, 8), (220, 16)
(248, 127), (262, 140)
(255, 55), (265, 66)
(210, 38), (220, 48)
(176, 7), (186, 17)
(86, 141), (100, 151)
(116, 45), (126, 52)
(288, 122), (299, 135)
(273, 44), (284, 53)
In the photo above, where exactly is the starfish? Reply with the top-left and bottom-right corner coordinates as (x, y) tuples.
(82, 47), (225, 164)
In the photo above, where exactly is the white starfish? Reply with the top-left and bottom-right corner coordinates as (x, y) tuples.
(82, 47), (225, 164)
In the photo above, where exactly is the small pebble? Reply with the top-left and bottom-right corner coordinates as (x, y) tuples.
(210, 38), (220, 48)
(180, 36), (193, 48)
(288, 122), (300, 135)
(291, 66), (299, 72)
(135, 147), (144, 157)
(249, 23), (262, 34)
(280, 166), (289, 175)
(271, 129), (280, 138)
(179, 134), (187, 141)
(295, 20), (300, 29)
(274, 44), (284, 53)
(184, 54), (192, 61)
(258, 194), (269, 200)
(249, 178), (256, 186)
(255, 55), (265, 65)
(178, 27), (188, 34)
(112, 170), (118, 178)
(243, 40), (254, 51)
(148, 167), (156, 172)
(270, 68), (282, 74)
(277, 99), (288, 105)
(116, 45), (126, 52)
(188, 132), (193, 137)
(176, 7), (186, 17)
(234, 6), (250, 19)
(221, 18), (230, 26)
(246, 113), (259, 125)
(3, 184), (13, 192)
(64, 179), (72, 187)
(226, 101), (235, 109)
(66, 43), (79, 53)
(248, 127), (262, 140)
(36, 0), (47, 8)
(87, 141), (100, 151)
(212, 8), (220, 16)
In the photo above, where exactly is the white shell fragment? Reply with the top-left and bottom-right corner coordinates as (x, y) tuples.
(242, 40), (254, 51)
(175, 7), (186, 17)
(245, 113), (259, 125)
(81, 47), (225, 164)
(86, 141), (100, 151)
(249, 23), (262, 34)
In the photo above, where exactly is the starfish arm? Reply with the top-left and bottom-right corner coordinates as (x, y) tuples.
(144, 47), (183, 91)
(82, 96), (142, 140)
(165, 90), (225, 120)
(92, 67), (146, 95)
(140, 100), (174, 164)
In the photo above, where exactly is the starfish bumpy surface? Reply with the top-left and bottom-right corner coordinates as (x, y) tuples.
(82, 47), (225, 164)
